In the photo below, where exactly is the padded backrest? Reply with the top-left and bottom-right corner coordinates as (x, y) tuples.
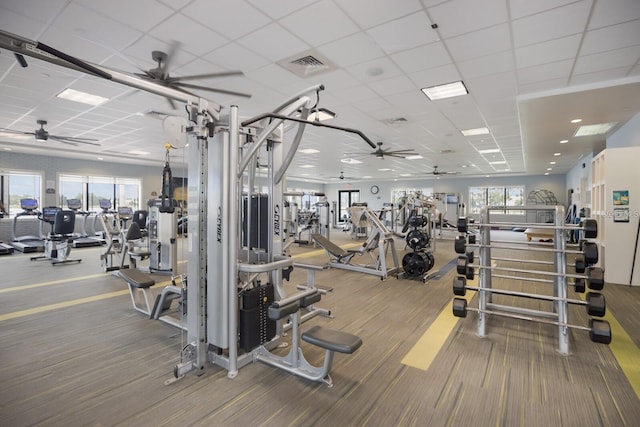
(132, 210), (148, 230)
(126, 221), (143, 241)
(52, 209), (76, 235)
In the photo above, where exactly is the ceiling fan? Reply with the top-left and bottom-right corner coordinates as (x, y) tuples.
(346, 141), (418, 159)
(0, 120), (100, 146)
(431, 165), (457, 176)
(134, 43), (251, 108)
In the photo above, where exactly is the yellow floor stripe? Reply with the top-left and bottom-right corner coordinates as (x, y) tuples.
(0, 273), (107, 294)
(0, 290), (129, 322)
(401, 278), (476, 370)
(577, 292), (640, 400)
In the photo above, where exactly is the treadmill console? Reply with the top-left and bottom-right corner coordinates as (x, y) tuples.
(42, 207), (60, 223)
(99, 199), (112, 211)
(20, 198), (38, 212)
(67, 199), (82, 211)
(117, 206), (133, 220)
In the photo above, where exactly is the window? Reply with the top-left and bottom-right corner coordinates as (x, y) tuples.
(58, 174), (141, 212)
(0, 170), (43, 216)
(469, 186), (525, 214)
(338, 190), (360, 223)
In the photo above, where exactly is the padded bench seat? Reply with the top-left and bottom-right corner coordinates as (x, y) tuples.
(119, 268), (155, 288)
(302, 325), (362, 354)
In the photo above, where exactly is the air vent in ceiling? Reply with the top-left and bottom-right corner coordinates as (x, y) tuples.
(277, 49), (337, 78)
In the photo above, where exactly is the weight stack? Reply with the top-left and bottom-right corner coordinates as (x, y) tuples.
(239, 284), (276, 353)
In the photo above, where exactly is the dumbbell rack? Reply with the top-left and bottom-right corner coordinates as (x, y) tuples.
(453, 205), (611, 355)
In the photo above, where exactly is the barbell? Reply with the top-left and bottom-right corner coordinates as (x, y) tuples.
(452, 276), (606, 317)
(456, 255), (605, 290)
(451, 297), (612, 344)
(454, 235), (599, 266)
(457, 217), (597, 239)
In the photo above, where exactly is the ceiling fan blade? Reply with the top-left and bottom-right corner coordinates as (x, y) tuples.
(50, 135), (100, 146)
(167, 70), (244, 82)
(49, 137), (78, 146)
(161, 40), (181, 77)
(386, 148), (417, 153)
(174, 82), (252, 98)
(0, 128), (34, 136)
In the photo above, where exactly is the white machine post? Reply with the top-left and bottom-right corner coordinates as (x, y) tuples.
(148, 199), (177, 273)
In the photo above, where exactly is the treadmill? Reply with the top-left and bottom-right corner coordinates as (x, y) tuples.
(11, 198), (45, 253)
(67, 198), (103, 248)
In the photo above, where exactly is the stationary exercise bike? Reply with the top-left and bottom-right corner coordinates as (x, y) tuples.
(30, 207), (82, 266)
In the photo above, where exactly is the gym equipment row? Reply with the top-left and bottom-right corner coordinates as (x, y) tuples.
(452, 205), (610, 355)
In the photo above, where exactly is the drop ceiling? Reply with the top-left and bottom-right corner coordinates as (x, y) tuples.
(0, 0), (639, 183)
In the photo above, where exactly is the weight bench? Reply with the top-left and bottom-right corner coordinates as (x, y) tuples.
(118, 268), (156, 315)
(312, 233), (361, 264)
(256, 289), (362, 387)
(524, 228), (554, 242)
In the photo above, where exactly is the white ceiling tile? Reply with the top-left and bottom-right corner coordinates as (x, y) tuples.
(367, 75), (418, 97)
(571, 66), (635, 86)
(518, 78), (569, 95)
(317, 33), (385, 68)
(574, 46), (640, 75)
(0, 0), (68, 25)
(148, 13), (228, 56)
(246, 0), (316, 20)
(77, 0), (174, 32)
(318, 70), (364, 91)
(588, 0), (640, 29)
(390, 42), (452, 74)
(182, 0), (271, 39)
(337, 0), (423, 29)
(580, 20), (640, 55)
(512, 2), (592, 47)
(508, 0), (579, 20)
(0, 6), (54, 39)
(428, 0), (508, 39)
(458, 51), (515, 79)
(346, 56), (404, 83)
(466, 71), (518, 102)
(48, 3), (144, 53)
(413, 68), (467, 97)
(366, 11), (438, 54)
(157, 0), (192, 10)
(279, 2), (360, 47)
(517, 59), (573, 85)
(445, 24), (511, 62)
(515, 34), (582, 69)
(203, 42), (270, 74)
(237, 23), (310, 62)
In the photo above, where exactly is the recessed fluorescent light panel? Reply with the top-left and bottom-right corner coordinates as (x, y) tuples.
(128, 150), (150, 155)
(378, 168), (392, 171)
(489, 160), (506, 165)
(461, 127), (490, 136)
(478, 148), (500, 154)
(574, 122), (617, 137)
(560, 140), (568, 144)
(341, 158), (362, 164)
(299, 164), (316, 168)
(421, 81), (468, 100)
(405, 155), (423, 160)
(57, 88), (108, 106)
(299, 148), (320, 154)
(570, 118), (582, 123)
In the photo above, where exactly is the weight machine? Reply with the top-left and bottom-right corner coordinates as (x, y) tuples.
(30, 207), (81, 266)
(313, 206), (400, 280)
(0, 30), (368, 385)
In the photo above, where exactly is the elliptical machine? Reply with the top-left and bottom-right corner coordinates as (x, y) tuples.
(30, 207), (82, 266)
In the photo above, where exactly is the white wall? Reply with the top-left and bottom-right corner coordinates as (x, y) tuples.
(601, 113), (640, 285)
(324, 174), (567, 223)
